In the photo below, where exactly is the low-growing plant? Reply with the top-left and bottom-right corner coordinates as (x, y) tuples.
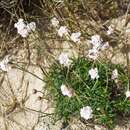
(45, 57), (130, 129)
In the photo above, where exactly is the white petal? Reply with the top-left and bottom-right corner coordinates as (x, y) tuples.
(51, 17), (59, 27)
(107, 25), (114, 35)
(126, 91), (130, 98)
(58, 26), (69, 37)
(27, 22), (36, 32)
(18, 28), (29, 38)
(70, 32), (81, 43)
(61, 84), (72, 97)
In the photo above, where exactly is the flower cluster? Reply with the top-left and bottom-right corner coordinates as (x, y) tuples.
(61, 84), (93, 120)
(46, 16), (130, 126)
(14, 18), (36, 38)
(51, 17), (81, 43)
(88, 35), (109, 60)
(48, 54), (130, 128)
(51, 17), (82, 67)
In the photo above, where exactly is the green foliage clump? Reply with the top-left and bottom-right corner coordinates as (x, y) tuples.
(46, 57), (130, 128)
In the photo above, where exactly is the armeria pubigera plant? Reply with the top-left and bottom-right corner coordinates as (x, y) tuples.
(45, 57), (130, 128)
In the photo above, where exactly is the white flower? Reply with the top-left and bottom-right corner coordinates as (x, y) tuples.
(80, 106), (93, 120)
(111, 69), (118, 80)
(91, 35), (103, 48)
(27, 22), (36, 32)
(61, 84), (73, 97)
(57, 26), (69, 37)
(14, 18), (36, 38)
(70, 32), (81, 43)
(88, 35), (109, 60)
(89, 68), (99, 80)
(87, 48), (99, 60)
(58, 53), (71, 66)
(107, 25), (114, 35)
(126, 91), (130, 98)
(51, 17), (59, 27)
(0, 55), (11, 71)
